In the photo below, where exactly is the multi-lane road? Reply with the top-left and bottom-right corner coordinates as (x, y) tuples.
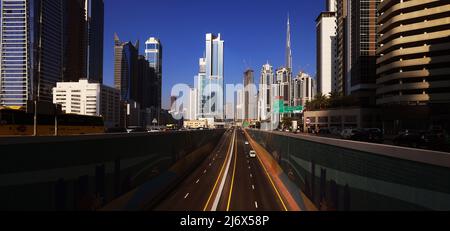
(154, 127), (286, 211)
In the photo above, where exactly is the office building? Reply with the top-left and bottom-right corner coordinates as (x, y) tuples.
(225, 102), (234, 121)
(86, 0), (104, 83)
(0, 0), (64, 107)
(336, 0), (348, 95)
(185, 87), (198, 121)
(258, 63), (274, 121)
(376, 0), (450, 131)
(236, 88), (244, 122)
(348, 0), (380, 106)
(114, 33), (139, 102)
(197, 33), (224, 120)
(316, 0), (337, 96)
(293, 72), (316, 107)
(145, 37), (162, 114)
(275, 67), (291, 107)
(53, 79), (120, 128)
(63, 0), (87, 82)
(243, 69), (257, 121)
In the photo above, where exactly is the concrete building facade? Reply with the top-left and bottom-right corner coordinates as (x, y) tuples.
(53, 79), (120, 128)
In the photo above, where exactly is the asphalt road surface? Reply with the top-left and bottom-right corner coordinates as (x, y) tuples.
(154, 127), (285, 211)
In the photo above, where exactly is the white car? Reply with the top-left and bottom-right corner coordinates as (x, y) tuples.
(245, 141), (249, 145)
(249, 150), (257, 158)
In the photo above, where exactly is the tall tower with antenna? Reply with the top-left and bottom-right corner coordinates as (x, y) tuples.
(286, 14), (293, 71)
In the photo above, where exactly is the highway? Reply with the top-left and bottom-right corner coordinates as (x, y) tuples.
(154, 127), (286, 211)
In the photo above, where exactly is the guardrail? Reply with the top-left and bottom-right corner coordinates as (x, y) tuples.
(0, 130), (225, 210)
(246, 129), (450, 210)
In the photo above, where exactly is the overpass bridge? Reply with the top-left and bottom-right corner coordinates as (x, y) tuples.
(0, 128), (449, 211)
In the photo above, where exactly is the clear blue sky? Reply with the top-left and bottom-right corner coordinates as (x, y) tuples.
(103, 0), (325, 109)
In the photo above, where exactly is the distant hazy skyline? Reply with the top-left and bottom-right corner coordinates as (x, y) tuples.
(103, 0), (325, 109)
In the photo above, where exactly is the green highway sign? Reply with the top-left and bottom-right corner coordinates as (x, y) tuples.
(273, 100), (303, 113)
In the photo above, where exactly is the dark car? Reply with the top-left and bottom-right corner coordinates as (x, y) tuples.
(105, 127), (128, 133)
(349, 129), (370, 142)
(363, 128), (384, 143)
(422, 129), (449, 151)
(393, 131), (426, 148)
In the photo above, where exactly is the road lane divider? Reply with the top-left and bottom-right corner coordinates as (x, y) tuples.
(203, 129), (236, 211)
(211, 130), (236, 211)
(226, 131), (238, 211)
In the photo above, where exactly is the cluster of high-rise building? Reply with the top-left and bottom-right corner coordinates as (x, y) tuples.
(0, 0), (163, 130)
(235, 16), (317, 130)
(0, 0), (104, 107)
(113, 34), (162, 128)
(180, 18), (317, 130)
(310, 0), (450, 133)
(181, 33), (225, 128)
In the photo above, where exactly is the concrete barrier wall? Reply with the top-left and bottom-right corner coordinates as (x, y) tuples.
(0, 130), (224, 210)
(247, 129), (450, 211)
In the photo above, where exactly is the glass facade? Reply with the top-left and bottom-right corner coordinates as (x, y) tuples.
(87, 0), (104, 84)
(0, 0), (30, 106)
(198, 33), (224, 120)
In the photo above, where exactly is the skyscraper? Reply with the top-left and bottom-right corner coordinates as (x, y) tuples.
(258, 63), (274, 121)
(286, 15), (293, 71)
(243, 69), (256, 121)
(145, 37), (162, 113)
(276, 67), (291, 107)
(293, 72), (315, 107)
(114, 33), (138, 102)
(348, 0), (380, 106)
(316, 0), (337, 96)
(63, 0), (87, 82)
(0, 0), (64, 107)
(86, 0), (104, 83)
(336, 0), (348, 95)
(197, 33), (224, 120)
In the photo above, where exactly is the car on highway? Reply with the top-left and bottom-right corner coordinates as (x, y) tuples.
(249, 150), (257, 158)
(393, 131), (427, 148)
(245, 141), (249, 145)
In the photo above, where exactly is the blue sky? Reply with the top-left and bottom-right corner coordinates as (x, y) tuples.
(104, 0), (325, 109)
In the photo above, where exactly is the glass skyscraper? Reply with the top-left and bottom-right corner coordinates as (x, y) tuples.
(0, 0), (64, 107)
(0, 0), (30, 107)
(145, 37), (162, 115)
(114, 33), (138, 101)
(86, 0), (104, 84)
(197, 33), (224, 120)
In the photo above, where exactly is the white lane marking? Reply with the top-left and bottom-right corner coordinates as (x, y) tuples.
(250, 174), (253, 178)
(211, 130), (236, 211)
(184, 193), (190, 199)
(252, 185), (255, 190)
(255, 201), (258, 208)
(196, 179), (200, 184)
